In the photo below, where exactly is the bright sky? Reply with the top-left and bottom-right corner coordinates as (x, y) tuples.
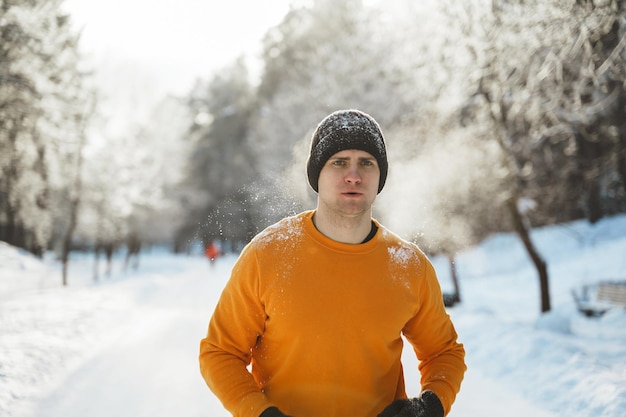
(63, 0), (293, 94)
(61, 0), (293, 136)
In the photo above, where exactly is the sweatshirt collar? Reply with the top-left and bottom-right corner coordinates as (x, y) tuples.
(300, 210), (381, 254)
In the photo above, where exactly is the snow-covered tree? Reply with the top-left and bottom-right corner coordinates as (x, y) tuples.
(0, 0), (94, 257)
(444, 0), (626, 312)
(176, 58), (257, 250)
(76, 94), (193, 263)
(462, 0), (626, 225)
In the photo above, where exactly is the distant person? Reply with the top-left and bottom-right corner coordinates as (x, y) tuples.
(199, 109), (466, 417)
(205, 240), (221, 266)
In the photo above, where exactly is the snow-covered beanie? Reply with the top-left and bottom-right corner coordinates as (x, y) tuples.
(306, 109), (388, 194)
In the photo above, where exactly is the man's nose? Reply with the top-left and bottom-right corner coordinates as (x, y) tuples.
(345, 166), (362, 183)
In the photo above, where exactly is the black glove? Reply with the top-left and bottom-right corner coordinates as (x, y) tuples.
(376, 391), (444, 417)
(259, 406), (294, 417)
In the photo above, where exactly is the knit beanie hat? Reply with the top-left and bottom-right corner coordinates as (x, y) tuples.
(306, 109), (388, 193)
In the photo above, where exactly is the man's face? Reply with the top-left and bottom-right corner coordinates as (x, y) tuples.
(317, 149), (380, 217)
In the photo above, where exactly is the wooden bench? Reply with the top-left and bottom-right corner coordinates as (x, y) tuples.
(572, 281), (626, 317)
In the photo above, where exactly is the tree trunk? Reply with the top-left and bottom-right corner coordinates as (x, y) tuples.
(61, 226), (72, 286)
(60, 193), (81, 286)
(60, 130), (88, 285)
(587, 180), (602, 224)
(60, 91), (95, 285)
(617, 129), (626, 201)
(448, 254), (461, 304)
(507, 198), (551, 313)
(93, 244), (100, 282)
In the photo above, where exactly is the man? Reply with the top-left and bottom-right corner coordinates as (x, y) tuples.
(199, 109), (466, 417)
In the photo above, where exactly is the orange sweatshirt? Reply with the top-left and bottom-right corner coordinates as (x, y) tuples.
(199, 210), (465, 417)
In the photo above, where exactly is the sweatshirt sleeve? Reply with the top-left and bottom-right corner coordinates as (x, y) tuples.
(402, 254), (466, 416)
(199, 244), (273, 417)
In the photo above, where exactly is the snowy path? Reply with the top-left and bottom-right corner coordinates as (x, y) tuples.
(20, 254), (558, 417)
(26, 255), (228, 417)
(32, 311), (223, 417)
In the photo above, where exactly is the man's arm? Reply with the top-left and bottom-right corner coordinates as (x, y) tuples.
(199, 246), (274, 417)
(402, 255), (466, 416)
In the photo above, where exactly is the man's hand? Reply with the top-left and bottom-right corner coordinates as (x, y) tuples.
(376, 391), (444, 417)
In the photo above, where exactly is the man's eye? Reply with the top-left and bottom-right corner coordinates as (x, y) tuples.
(332, 160), (346, 166)
(361, 160), (374, 166)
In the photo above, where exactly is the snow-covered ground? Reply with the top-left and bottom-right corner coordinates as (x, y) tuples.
(1, 214), (625, 417)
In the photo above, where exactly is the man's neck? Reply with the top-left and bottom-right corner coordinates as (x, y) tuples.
(312, 207), (373, 244)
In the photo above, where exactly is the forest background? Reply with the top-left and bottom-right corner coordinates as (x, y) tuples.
(1, 0), (625, 308)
